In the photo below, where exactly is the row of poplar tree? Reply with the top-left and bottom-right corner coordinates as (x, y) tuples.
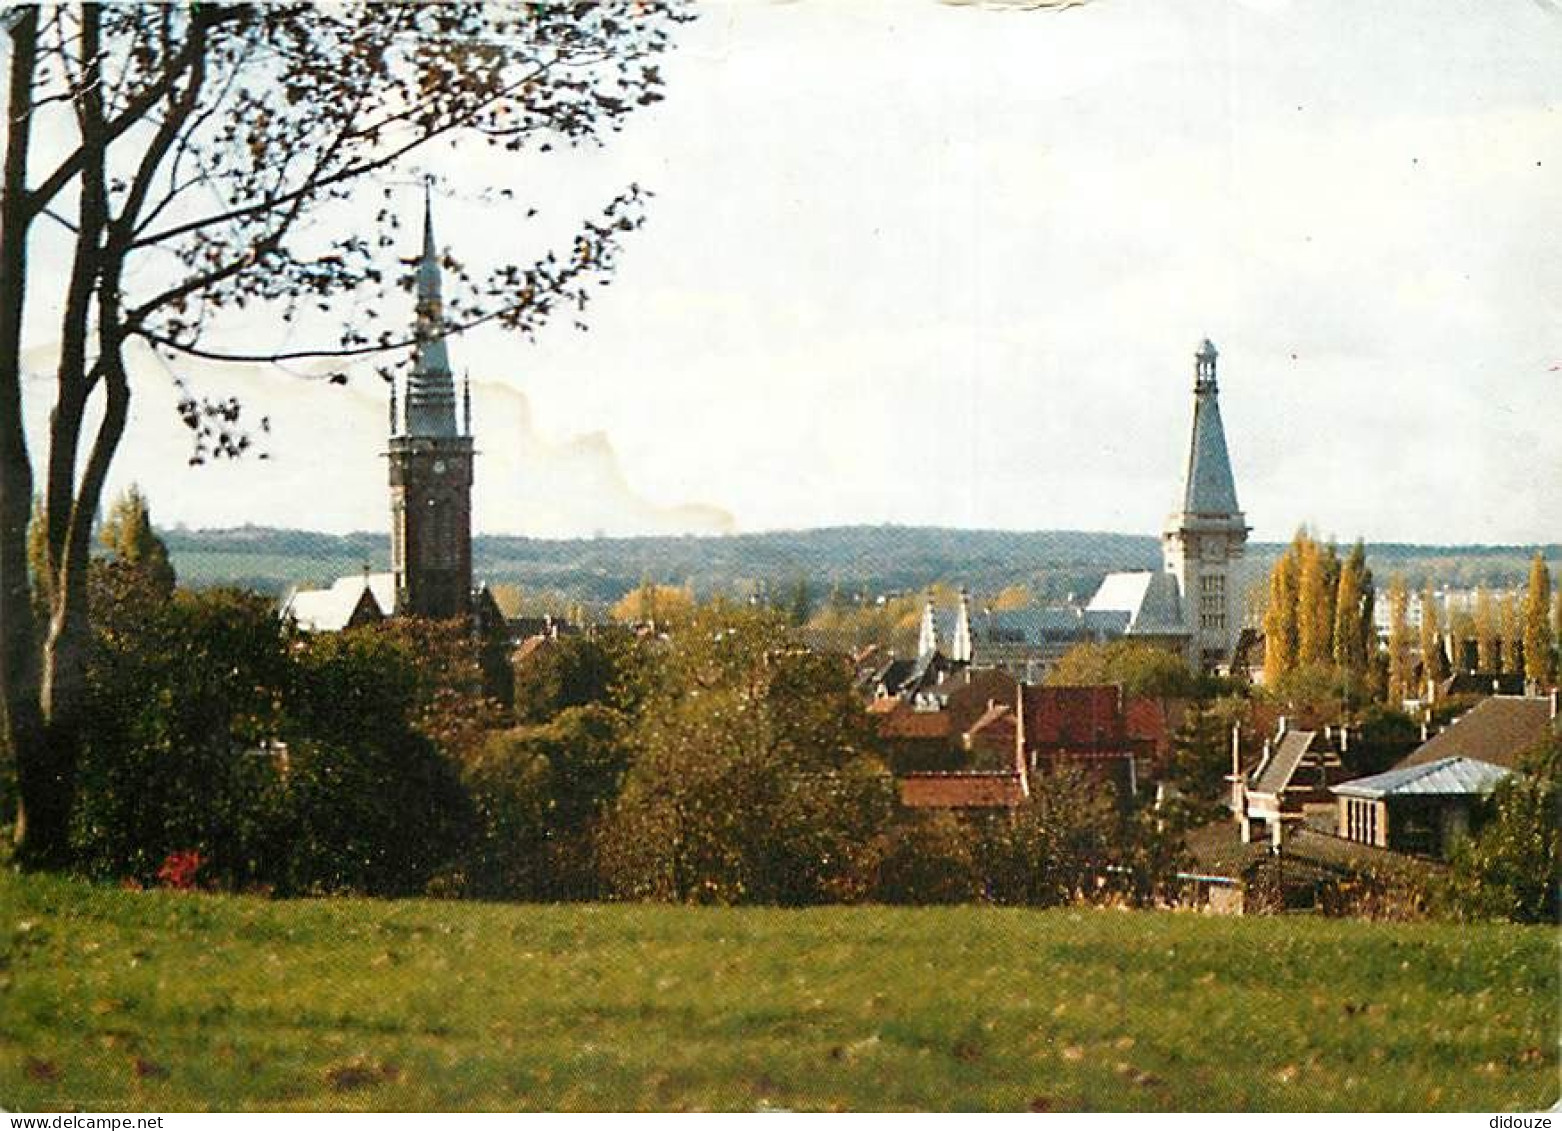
(1262, 530), (1560, 701)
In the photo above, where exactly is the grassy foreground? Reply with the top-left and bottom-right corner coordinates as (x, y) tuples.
(1, 872), (1556, 1112)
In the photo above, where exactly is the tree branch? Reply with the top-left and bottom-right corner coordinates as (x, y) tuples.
(24, 6), (241, 219)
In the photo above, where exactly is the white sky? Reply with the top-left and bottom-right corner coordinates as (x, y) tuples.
(20, 0), (1562, 543)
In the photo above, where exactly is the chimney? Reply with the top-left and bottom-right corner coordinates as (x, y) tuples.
(1277, 714), (1288, 738)
(1340, 723), (1350, 753)
(1420, 719), (1429, 742)
(1014, 683), (1029, 783)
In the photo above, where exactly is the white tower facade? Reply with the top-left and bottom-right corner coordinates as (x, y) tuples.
(951, 587), (973, 664)
(917, 592), (938, 658)
(1162, 339), (1249, 670)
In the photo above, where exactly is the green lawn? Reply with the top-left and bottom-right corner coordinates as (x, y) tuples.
(1, 872), (1556, 1112)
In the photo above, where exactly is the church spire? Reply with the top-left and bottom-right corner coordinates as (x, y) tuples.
(952, 586), (973, 664)
(1180, 338), (1241, 517)
(918, 590), (938, 658)
(405, 183), (459, 438)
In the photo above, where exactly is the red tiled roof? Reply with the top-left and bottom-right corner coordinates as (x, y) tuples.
(899, 772), (1027, 809)
(1022, 685), (1126, 752)
(965, 701), (1012, 736)
(510, 635), (550, 665)
(877, 705), (954, 740)
(1124, 697), (1185, 759)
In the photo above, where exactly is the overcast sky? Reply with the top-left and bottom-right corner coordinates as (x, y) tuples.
(21, 0), (1562, 543)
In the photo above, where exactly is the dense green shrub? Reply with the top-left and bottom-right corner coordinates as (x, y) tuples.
(71, 576), (292, 887)
(867, 812), (981, 905)
(598, 607), (894, 904)
(284, 732), (471, 896)
(464, 704), (631, 899)
(1440, 735), (1560, 923)
(978, 767), (1117, 906)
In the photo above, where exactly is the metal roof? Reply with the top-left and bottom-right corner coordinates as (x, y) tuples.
(1331, 755), (1512, 800)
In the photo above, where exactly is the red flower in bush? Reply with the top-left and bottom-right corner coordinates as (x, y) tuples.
(156, 850), (205, 891)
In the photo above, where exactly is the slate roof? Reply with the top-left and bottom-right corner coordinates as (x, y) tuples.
(1087, 571), (1188, 636)
(1182, 382), (1241, 516)
(1439, 672), (1527, 698)
(281, 572), (395, 632)
(405, 195), (460, 438)
(1332, 756), (1512, 800)
(979, 606), (1127, 645)
(1250, 729), (1318, 795)
(872, 657), (916, 695)
(1397, 696), (1555, 771)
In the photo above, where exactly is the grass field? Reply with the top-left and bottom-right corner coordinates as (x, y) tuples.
(1, 872), (1556, 1112)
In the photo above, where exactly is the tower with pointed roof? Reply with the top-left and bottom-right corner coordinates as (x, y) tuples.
(1162, 339), (1249, 669)
(387, 191), (475, 620)
(917, 591), (938, 658)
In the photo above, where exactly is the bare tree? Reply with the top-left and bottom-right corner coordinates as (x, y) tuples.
(0, 2), (690, 865)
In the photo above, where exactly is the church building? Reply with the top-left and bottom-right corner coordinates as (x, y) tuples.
(1088, 339), (1250, 671)
(388, 192), (476, 619)
(282, 194), (489, 632)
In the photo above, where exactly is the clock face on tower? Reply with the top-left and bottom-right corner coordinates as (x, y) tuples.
(433, 459), (447, 474)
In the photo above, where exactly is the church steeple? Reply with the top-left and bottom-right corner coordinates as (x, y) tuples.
(386, 186), (475, 622)
(918, 591), (938, 658)
(403, 185), (460, 438)
(952, 586), (973, 664)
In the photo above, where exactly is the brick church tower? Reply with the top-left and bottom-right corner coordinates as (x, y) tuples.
(387, 193), (474, 619)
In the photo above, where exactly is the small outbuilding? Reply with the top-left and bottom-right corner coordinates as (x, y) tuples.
(1330, 756), (1511, 859)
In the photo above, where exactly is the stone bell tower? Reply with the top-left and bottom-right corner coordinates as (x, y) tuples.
(387, 190), (474, 620)
(1162, 339), (1249, 670)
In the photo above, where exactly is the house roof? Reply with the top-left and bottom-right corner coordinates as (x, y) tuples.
(899, 772), (1027, 809)
(1398, 696), (1555, 771)
(1124, 697), (1185, 759)
(965, 701), (1013, 737)
(1439, 672), (1527, 698)
(280, 572), (394, 632)
(1332, 756), (1512, 800)
(872, 657), (916, 694)
(1087, 571), (1188, 636)
(511, 634), (550, 665)
(979, 606), (1129, 645)
(940, 669), (1020, 734)
(877, 705), (953, 741)
(1021, 684), (1127, 751)
(1251, 729), (1318, 796)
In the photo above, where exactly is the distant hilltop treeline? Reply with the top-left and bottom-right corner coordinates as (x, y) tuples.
(161, 524), (1560, 606)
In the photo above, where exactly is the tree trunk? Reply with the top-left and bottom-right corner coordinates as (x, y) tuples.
(0, 11), (71, 866)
